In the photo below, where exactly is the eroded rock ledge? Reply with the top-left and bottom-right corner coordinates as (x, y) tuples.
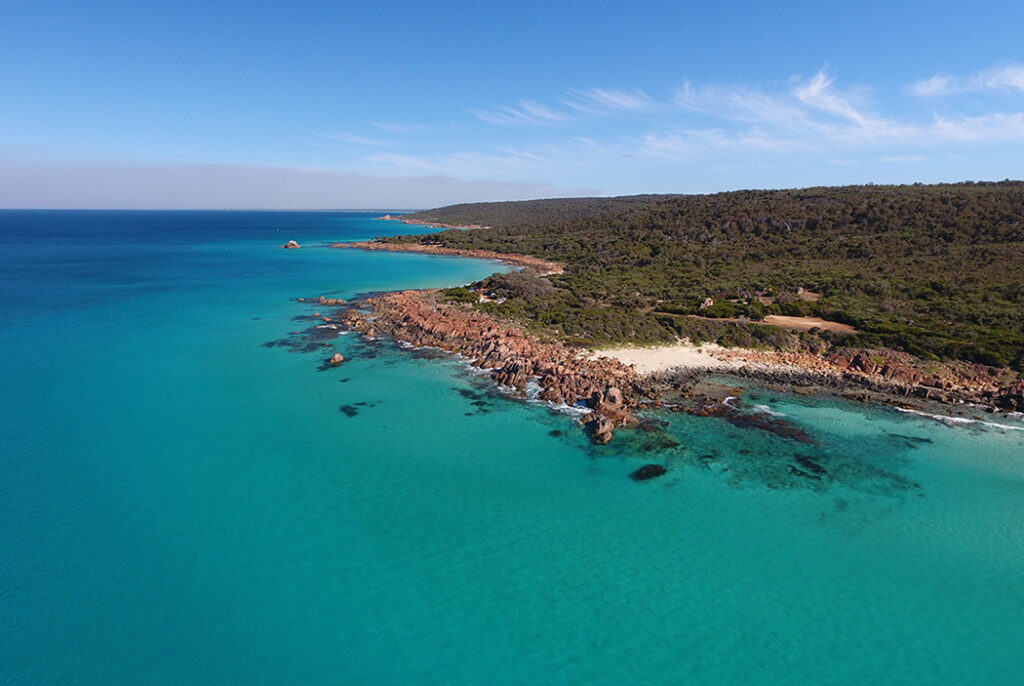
(339, 290), (638, 443)
(707, 348), (1023, 412)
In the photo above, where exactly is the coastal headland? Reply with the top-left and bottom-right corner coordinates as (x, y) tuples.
(338, 288), (638, 443)
(327, 239), (1024, 442)
(378, 214), (491, 231)
(333, 240), (563, 275)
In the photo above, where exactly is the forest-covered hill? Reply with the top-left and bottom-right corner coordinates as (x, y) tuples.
(394, 182), (1024, 369)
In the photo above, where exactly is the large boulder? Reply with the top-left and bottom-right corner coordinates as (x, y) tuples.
(851, 352), (879, 375)
(586, 416), (616, 444)
(995, 380), (1024, 412)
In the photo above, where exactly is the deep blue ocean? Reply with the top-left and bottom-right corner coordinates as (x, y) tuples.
(2, 210), (1023, 684)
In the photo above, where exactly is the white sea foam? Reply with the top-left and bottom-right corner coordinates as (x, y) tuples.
(525, 378), (543, 401)
(894, 407), (1024, 432)
(752, 404), (786, 417)
(549, 402), (594, 419)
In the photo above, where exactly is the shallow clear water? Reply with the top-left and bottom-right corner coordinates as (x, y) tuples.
(2, 211), (1023, 684)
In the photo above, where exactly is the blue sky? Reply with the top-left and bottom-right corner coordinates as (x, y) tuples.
(2, 0), (1023, 208)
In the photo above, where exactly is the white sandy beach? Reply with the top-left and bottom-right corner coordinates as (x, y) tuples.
(591, 342), (742, 375)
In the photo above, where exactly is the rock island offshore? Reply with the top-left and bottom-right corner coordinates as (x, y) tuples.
(293, 182), (1024, 446)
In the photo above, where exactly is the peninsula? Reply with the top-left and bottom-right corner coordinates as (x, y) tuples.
(326, 182), (1024, 440)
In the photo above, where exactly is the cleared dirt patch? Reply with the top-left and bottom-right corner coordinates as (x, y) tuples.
(763, 315), (858, 333)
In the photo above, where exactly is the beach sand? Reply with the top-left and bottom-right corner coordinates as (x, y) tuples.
(591, 342), (741, 375)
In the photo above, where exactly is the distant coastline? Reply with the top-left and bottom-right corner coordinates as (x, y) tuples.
(378, 214), (490, 231)
(333, 239), (563, 275)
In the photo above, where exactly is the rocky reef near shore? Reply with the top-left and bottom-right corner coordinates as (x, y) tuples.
(701, 348), (1023, 414)
(338, 290), (639, 443)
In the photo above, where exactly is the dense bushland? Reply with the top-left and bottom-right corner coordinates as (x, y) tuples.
(398, 182), (1024, 368)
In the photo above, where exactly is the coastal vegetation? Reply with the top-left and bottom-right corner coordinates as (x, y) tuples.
(391, 182), (1024, 370)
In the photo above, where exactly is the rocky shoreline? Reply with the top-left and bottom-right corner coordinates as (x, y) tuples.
(703, 348), (1024, 415)
(337, 290), (640, 443)
(378, 214), (491, 231)
(309, 242), (1023, 440)
(321, 288), (1023, 445)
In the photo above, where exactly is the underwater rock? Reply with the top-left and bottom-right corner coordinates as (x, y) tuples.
(630, 464), (668, 481)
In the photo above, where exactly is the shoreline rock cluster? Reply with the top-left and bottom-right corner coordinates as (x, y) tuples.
(316, 287), (1022, 444)
(707, 348), (1023, 413)
(338, 290), (639, 443)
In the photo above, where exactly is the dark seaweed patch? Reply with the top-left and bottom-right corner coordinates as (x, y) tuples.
(630, 464), (668, 481)
(794, 454), (828, 475)
(339, 405), (359, 417)
(789, 465), (822, 481)
(641, 434), (681, 452)
(889, 433), (933, 444)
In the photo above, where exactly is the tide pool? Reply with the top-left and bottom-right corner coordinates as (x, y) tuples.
(1, 211), (1022, 684)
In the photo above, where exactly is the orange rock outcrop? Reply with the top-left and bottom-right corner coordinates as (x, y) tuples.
(340, 290), (638, 442)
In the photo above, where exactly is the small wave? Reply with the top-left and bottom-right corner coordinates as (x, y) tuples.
(525, 379), (543, 401)
(752, 403), (786, 417)
(894, 407), (1024, 432)
(548, 402), (594, 419)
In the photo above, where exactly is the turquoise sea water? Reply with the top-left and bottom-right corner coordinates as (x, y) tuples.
(2, 211), (1023, 684)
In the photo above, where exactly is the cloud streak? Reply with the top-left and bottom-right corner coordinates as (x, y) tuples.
(471, 99), (571, 126)
(566, 87), (655, 112)
(645, 69), (1024, 160)
(314, 131), (390, 146)
(909, 63), (1024, 97)
(347, 65), (1024, 193)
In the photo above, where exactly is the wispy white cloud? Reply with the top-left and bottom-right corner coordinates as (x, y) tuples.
(928, 111), (1024, 142)
(365, 146), (560, 179)
(471, 99), (571, 126)
(908, 75), (957, 98)
(909, 63), (1024, 97)
(566, 87), (655, 112)
(314, 131), (389, 146)
(661, 71), (917, 155)
(793, 71), (870, 125)
(362, 153), (442, 173)
(304, 66), (1024, 197)
(369, 121), (427, 134)
(880, 154), (927, 163)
